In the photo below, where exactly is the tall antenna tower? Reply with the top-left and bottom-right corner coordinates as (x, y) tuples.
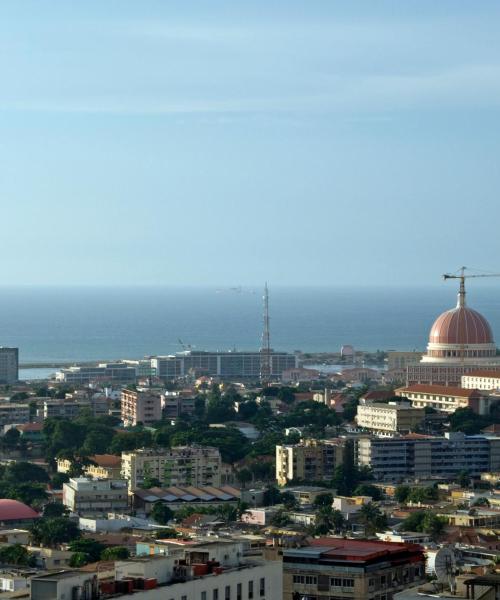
(260, 282), (272, 384)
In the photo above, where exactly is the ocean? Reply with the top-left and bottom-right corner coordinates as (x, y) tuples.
(1, 285), (500, 365)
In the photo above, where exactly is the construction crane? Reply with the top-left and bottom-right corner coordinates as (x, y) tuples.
(443, 266), (500, 307)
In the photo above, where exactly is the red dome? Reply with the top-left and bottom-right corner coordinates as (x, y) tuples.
(0, 499), (39, 521)
(429, 306), (494, 345)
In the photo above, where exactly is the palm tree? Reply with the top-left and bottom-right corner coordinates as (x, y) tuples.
(358, 502), (387, 536)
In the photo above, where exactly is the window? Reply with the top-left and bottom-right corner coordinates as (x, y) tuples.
(237, 583), (242, 600)
(213, 589), (219, 600)
(260, 578), (265, 597)
(343, 579), (354, 588)
(330, 578), (342, 588)
(225, 586), (231, 600)
(182, 596), (187, 600)
(202, 593), (207, 600)
(248, 580), (254, 599)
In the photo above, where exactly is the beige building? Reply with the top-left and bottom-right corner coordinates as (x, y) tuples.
(276, 439), (345, 486)
(387, 351), (422, 371)
(121, 445), (222, 491)
(282, 538), (425, 600)
(356, 401), (425, 433)
(395, 384), (488, 414)
(462, 370), (500, 391)
(57, 454), (122, 480)
(121, 388), (162, 426)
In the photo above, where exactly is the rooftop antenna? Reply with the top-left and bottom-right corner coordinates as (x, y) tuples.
(260, 283), (272, 384)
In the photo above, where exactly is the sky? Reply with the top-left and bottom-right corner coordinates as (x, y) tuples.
(1, 1), (500, 286)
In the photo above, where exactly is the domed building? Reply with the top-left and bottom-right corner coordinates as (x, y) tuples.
(407, 278), (500, 386)
(421, 282), (497, 364)
(0, 499), (40, 527)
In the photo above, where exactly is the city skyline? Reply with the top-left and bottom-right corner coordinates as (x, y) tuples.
(2, 1), (500, 286)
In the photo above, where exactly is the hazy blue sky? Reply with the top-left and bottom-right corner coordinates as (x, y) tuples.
(2, 1), (500, 286)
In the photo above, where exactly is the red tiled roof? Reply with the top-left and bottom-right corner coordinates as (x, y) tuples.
(309, 538), (423, 561)
(17, 423), (43, 432)
(0, 499), (40, 521)
(465, 371), (500, 378)
(396, 384), (478, 397)
(89, 454), (122, 468)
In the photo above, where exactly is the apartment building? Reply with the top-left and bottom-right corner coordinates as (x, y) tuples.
(356, 401), (425, 433)
(37, 398), (92, 420)
(152, 350), (298, 380)
(161, 393), (196, 418)
(0, 348), (18, 384)
(121, 446), (222, 490)
(0, 403), (29, 427)
(395, 384), (489, 415)
(276, 439), (345, 486)
(121, 389), (162, 427)
(282, 538), (425, 600)
(62, 477), (128, 515)
(357, 432), (500, 481)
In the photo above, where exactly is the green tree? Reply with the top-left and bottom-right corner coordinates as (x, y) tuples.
(43, 502), (69, 518)
(0, 544), (33, 566)
(313, 493), (333, 509)
(353, 484), (383, 501)
(395, 485), (411, 504)
(30, 517), (81, 548)
(236, 468), (253, 489)
(2, 428), (20, 450)
(4, 461), (49, 484)
(280, 491), (299, 511)
(358, 503), (387, 536)
(69, 552), (90, 567)
(277, 387), (296, 405)
(270, 509), (291, 527)
(263, 486), (282, 506)
(69, 538), (106, 562)
(101, 546), (130, 560)
(313, 507), (345, 535)
(151, 503), (174, 525)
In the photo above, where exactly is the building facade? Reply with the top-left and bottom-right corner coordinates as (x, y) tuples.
(121, 389), (162, 427)
(121, 446), (222, 491)
(276, 439), (345, 486)
(56, 362), (136, 384)
(356, 401), (425, 433)
(0, 403), (29, 427)
(395, 384), (488, 414)
(0, 348), (18, 384)
(282, 538), (426, 600)
(152, 350), (298, 380)
(62, 477), (129, 515)
(357, 432), (500, 481)
(462, 371), (500, 391)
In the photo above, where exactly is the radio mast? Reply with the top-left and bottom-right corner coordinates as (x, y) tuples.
(260, 283), (272, 384)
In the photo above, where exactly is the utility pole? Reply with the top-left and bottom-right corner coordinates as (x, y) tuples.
(260, 283), (272, 384)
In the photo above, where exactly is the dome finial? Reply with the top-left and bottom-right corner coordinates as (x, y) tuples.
(457, 267), (466, 308)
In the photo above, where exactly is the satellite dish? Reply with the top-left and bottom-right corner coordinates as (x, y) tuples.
(427, 547), (457, 591)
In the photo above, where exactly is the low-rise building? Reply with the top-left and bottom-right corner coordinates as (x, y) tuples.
(395, 384), (490, 414)
(133, 485), (241, 515)
(62, 477), (128, 515)
(121, 446), (222, 491)
(332, 495), (372, 519)
(121, 389), (162, 427)
(57, 455), (122, 480)
(356, 401), (425, 433)
(161, 394), (196, 418)
(55, 362), (136, 384)
(276, 439), (345, 486)
(282, 538), (426, 600)
(462, 370), (500, 391)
